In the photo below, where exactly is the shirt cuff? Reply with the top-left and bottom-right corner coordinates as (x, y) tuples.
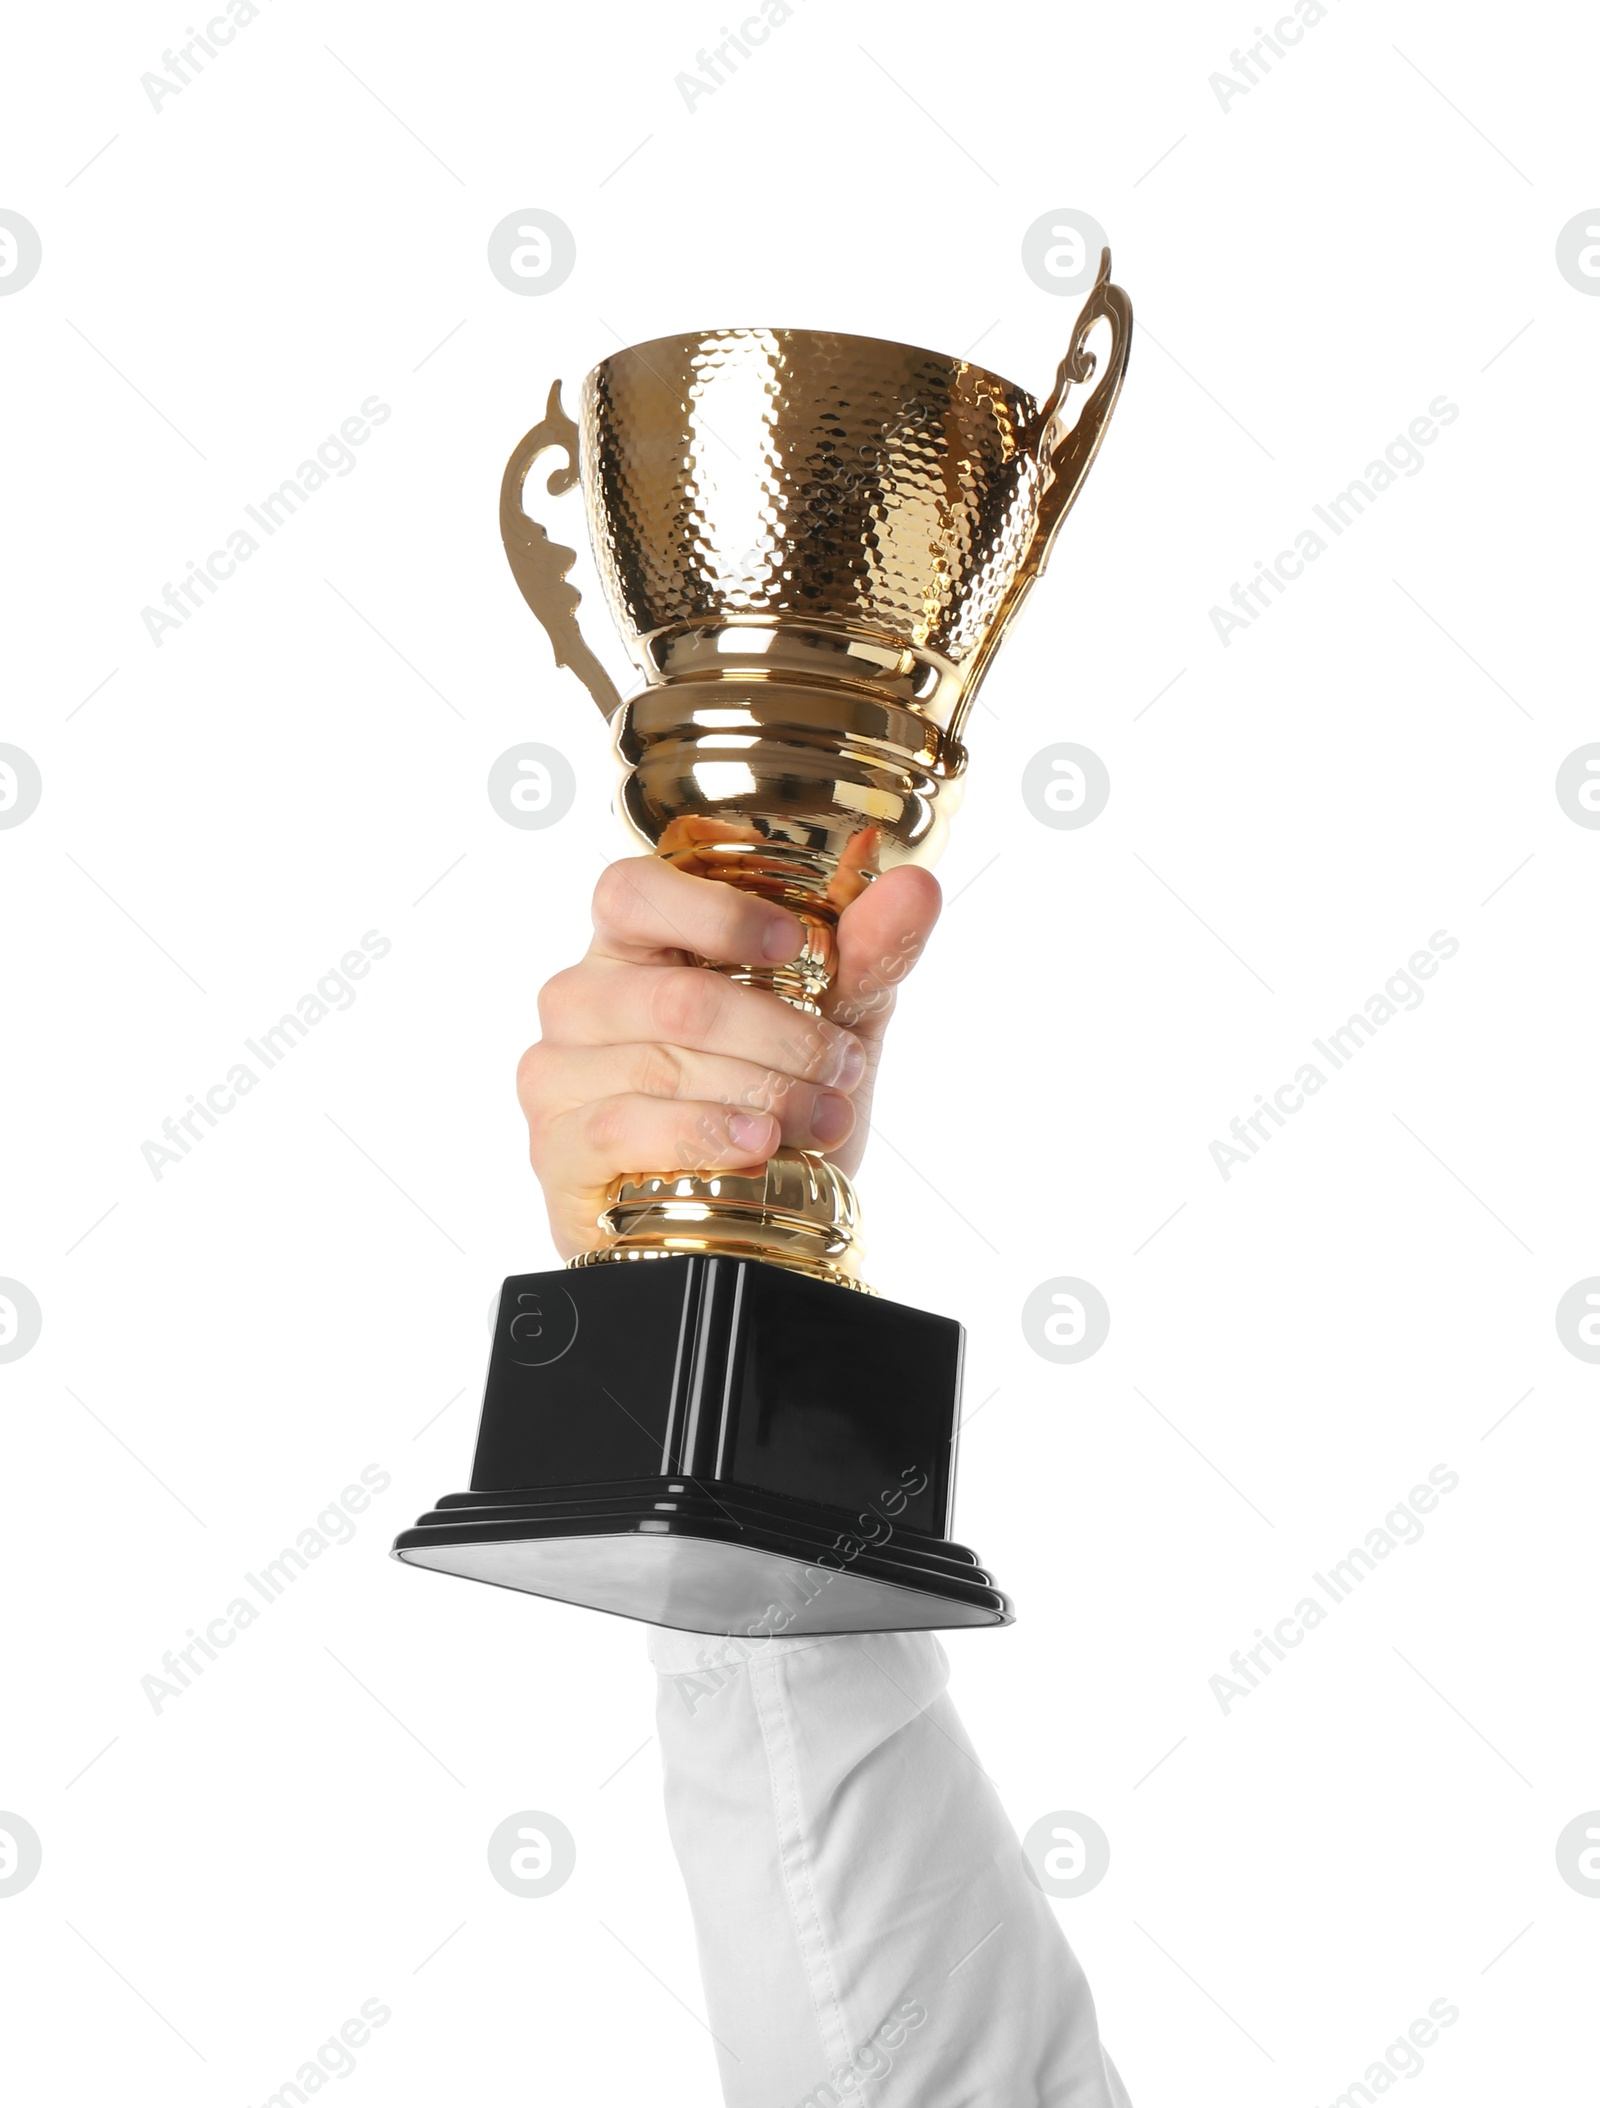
(645, 1622), (861, 1676)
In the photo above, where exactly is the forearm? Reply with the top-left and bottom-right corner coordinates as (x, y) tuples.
(649, 1625), (1130, 2107)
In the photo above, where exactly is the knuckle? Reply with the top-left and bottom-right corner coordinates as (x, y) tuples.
(581, 1096), (628, 1161)
(592, 857), (646, 933)
(516, 1043), (558, 1148)
(536, 964), (583, 1033)
(635, 1042), (687, 1100)
(819, 1027), (860, 1081)
(771, 1017), (822, 1076)
(515, 1040), (548, 1103)
(680, 1105), (727, 1167)
(740, 1067), (786, 1114)
(773, 1020), (820, 1075)
(794, 1019), (859, 1082)
(651, 965), (723, 1045)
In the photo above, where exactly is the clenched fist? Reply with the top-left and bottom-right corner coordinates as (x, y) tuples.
(517, 855), (941, 1259)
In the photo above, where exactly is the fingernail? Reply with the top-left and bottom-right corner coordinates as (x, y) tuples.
(811, 1092), (852, 1146)
(728, 1111), (774, 1155)
(762, 913), (803, 961)
(831, 1036), (866, 1090)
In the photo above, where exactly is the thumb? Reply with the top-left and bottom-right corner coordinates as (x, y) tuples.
(823, 865), (942, 1046)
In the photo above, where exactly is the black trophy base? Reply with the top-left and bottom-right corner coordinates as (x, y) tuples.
(393, 1254), (1012, 1637)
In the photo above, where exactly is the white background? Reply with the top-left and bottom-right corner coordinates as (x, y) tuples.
(2, 0), (1597, 2100)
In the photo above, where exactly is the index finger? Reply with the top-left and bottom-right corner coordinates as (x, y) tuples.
(590, 855), (804, 971)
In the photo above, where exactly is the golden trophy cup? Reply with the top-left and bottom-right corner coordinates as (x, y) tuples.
(394, 252), (1132, 1635)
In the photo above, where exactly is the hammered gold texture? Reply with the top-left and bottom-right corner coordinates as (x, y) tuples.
(581, 329), (1048, 671)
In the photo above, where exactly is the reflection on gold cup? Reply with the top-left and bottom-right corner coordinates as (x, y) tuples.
(502, 252), (1132, 1287)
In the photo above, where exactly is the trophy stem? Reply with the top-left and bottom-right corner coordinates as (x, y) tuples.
(671, 851), (843, 1016)
(721, 912), (834, 1012)
(577, 831), (872, 1289)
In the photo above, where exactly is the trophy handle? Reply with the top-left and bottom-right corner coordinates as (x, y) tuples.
(1032, 246), (1133, 557)
(951, 249), (1133, 736)
(499, 381), (623, 720)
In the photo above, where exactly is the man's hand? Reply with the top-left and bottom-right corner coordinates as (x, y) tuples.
(518, 857), (941, 1259)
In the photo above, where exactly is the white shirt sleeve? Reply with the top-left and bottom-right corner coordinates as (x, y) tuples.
(647, 1624), (1131, 2108)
